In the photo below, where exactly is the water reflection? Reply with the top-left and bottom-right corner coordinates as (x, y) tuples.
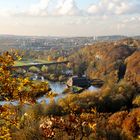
(88, 86), (99, 91)
(0, 79), (99, 105)
(37, 81), (99, 103)
(0, 100), (19, 106)
(37, 81), (67, 104)
(49, 81), (67, 94)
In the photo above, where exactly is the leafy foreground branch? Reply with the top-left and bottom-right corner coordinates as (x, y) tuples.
(0, 51), (50, 103)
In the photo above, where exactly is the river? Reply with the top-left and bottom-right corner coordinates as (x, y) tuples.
(38, 80), (98, 104)
(0, 76), (98, 105)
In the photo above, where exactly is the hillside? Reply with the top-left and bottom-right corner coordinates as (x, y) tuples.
(125, 50), (140, 87)
(69, 39), (140, 86)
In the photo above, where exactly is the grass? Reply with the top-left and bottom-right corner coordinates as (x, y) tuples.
(72, 86), (84, 93)
(34, 59), (50, 63)
(14, 60), (32, 66)
(14, 59), (52, 66)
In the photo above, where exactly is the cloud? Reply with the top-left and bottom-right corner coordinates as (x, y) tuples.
(0, 9), (9, 17)
(87, 0), (140, 15)
(28, 0), (50, 16)
(0, 0), (140, 17)
(54, 0), (81, 16)
(24, 0), (81, 16)
(122, 16), (140, 23)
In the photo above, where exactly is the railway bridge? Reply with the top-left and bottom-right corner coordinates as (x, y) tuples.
(11, 61), (69, 75)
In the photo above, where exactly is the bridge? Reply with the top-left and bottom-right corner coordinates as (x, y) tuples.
(12, 61), (69, 70)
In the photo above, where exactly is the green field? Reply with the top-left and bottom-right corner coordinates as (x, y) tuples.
(14, 59), (50, 66)
(14, 60), (32, 66)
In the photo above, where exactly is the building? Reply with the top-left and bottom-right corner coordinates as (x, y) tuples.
(67, 76), (91, 88)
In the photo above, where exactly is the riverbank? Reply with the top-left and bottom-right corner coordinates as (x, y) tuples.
(0, 80), (50, 103)
(0, 79), (99, 105)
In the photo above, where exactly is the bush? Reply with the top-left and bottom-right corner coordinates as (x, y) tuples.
(132, 95), (140, 107)
(41, 66), (48, 73)
(122, 108), (140, 139)
(29, 66), (40, 73)
(12, 125), (43, 140)
(45, 100), (65, 116)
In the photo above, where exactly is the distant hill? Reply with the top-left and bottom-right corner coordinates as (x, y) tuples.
(0, 34), (139, 51)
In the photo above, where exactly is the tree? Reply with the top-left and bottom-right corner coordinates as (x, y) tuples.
(57, 56), (64, 62)
(0, 51), (49, 103)
(77, 62), (87, 77)
(0, 51), (24, 101)
(47, 55), (53, 62)
(0, 51), (50, 139)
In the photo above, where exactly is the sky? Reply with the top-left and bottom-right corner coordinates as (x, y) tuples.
(0, 0), (140, 36)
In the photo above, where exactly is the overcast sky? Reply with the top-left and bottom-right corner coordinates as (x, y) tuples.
(0, 0), (140, 36)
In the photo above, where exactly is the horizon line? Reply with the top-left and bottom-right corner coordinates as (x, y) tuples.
(0, 33), (140, 38)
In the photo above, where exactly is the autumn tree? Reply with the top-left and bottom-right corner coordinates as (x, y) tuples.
(0, 51), (49, 103)
(47, 55), (53, 62)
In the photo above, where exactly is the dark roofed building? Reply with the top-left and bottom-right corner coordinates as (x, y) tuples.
(67, 76), (91, 88)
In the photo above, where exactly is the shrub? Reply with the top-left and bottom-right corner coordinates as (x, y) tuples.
(12, 125), (43, 140)
(29, 66), (40, 73)
(122, 108), (140, 139)
(132, 95), (140, 107)
(41, 66), (48, 73)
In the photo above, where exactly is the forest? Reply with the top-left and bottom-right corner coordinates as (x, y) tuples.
(0, 38), (140, 140)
